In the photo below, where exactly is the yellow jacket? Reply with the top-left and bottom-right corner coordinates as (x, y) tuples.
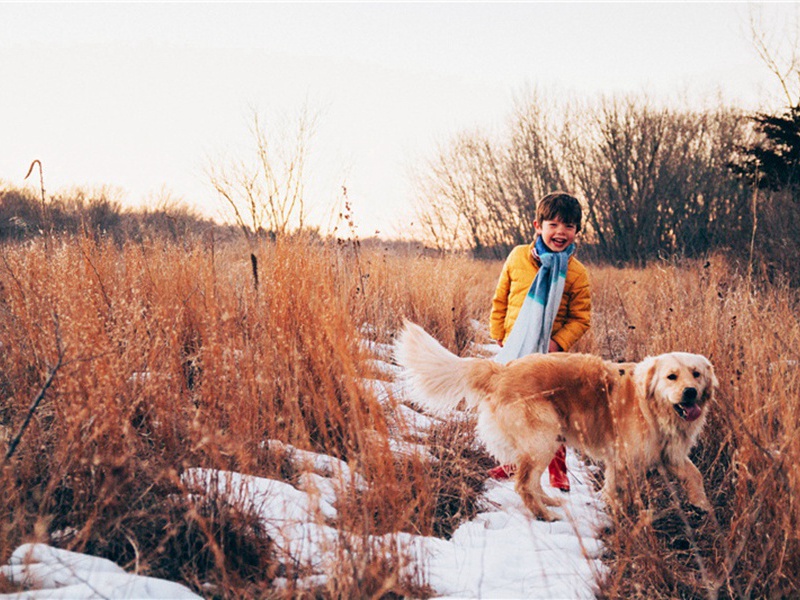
(490, 242), (591, 351)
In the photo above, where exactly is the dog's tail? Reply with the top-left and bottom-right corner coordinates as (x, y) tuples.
(393, 320), (501, 415)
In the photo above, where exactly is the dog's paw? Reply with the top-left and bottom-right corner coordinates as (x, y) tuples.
(688, 495), (712, 513)
(600, 490), (616, 508)
(542, 495), (565, 508)
(534, 509), (560, 522)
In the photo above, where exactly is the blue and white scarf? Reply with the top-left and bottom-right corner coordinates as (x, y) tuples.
(495, 237), (574, 364)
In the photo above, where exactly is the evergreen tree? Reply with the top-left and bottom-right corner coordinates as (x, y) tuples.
(730, 105), (800, 190)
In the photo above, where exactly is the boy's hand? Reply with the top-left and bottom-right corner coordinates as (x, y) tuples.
(548, 340), (562, 353)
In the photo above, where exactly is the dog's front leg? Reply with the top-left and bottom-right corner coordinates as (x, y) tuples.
(668, 459), (711, 511)
(599, 449), (625, 509)
(600, 464), (616, 507)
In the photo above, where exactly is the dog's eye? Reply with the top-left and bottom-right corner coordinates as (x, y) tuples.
(693, 371), (701, 378)
(667, 374), (678, 381)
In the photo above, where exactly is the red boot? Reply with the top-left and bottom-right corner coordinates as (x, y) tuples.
(548, 445), (570, 492)
(488, 464), (517, 480)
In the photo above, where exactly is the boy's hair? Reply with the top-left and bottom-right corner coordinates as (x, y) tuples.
(537, 192), (583, 233)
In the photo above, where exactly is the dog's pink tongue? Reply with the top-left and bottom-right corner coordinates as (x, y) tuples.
(684, 405), (702, 421)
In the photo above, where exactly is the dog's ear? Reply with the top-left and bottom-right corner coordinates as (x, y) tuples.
(635, 356), (658, 399)
(703, 358), (719, 401)
(708, 360), (719, 389)
(647, 360), (659, 398)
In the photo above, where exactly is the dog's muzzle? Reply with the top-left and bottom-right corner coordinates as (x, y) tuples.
(674, 387), (703, 421)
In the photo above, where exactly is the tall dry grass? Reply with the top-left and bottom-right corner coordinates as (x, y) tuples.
(342, 242), (499, 353)
(0, 233), (495, 597)
(0, 233), (796, 598)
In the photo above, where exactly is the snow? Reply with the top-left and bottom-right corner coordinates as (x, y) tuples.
(0, 544), (201, 599)
(0, 343), (608, 599)
(261, 439), (367, 488)
(424, 456), (607, 599)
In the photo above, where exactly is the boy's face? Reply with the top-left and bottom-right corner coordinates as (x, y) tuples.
(534, 217), (577, 252)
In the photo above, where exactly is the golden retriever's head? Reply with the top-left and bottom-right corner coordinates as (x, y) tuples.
(638, 352), (718, 423)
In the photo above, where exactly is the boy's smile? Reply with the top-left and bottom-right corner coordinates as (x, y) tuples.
(534, 217), (577, 252)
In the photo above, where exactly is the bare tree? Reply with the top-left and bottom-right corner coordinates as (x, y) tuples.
(565, 97), (752, 263)
(565, 97), (677, 263)
(413, 132), (504, 254)
(749, 5), (800, 107)
(504, 95), (569, 235)
(208, 105), (318, 240)
(413, 91), (567, 256)
(416, 91), (752, 263)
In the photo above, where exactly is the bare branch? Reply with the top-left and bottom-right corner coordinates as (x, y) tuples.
(749, 6), (800, 107)
(5, 315), (66, 463)
(208, 104), (318, 237)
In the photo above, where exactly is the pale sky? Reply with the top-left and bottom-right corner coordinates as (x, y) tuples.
(0, 3), (794, 238)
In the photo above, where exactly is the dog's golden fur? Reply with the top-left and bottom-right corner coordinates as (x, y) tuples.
(394, 321), (718, 521)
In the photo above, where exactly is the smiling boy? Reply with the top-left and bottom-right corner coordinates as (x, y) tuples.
(488, 192), (591, 489)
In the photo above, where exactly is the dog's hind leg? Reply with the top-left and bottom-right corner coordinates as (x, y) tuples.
(506, 403), (566, 520)
(515, 449), (563, 521)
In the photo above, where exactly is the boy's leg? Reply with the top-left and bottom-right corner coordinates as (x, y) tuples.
(548, 445), (570, 492)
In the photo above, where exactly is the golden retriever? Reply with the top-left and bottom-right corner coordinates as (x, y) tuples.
(394, 321), (718, 521)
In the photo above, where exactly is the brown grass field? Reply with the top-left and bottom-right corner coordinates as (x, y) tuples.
(0, 233), (797, 598)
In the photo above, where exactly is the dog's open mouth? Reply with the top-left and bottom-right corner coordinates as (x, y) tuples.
(674, 401), (702, 422)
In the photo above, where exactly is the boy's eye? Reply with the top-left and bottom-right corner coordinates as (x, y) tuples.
(547, 221), (575, 230)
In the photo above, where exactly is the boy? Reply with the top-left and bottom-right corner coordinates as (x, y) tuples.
(488, 192), (591, 491)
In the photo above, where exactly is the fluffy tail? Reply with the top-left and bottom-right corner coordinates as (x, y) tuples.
(393, 321), (501, 415)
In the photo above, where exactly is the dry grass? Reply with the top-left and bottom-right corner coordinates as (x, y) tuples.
(583, 256), (800, 599)
(0, 233), (494, 597)
(0, 234), (796, 598)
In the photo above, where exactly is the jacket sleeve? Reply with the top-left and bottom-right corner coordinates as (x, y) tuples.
(490, 258), (512, 342)
(551, 265), (591, 352)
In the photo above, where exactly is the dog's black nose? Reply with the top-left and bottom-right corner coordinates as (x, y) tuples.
(682, 387), (698, 403)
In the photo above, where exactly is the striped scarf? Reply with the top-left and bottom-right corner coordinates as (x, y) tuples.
(495, 237), (574, 364)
